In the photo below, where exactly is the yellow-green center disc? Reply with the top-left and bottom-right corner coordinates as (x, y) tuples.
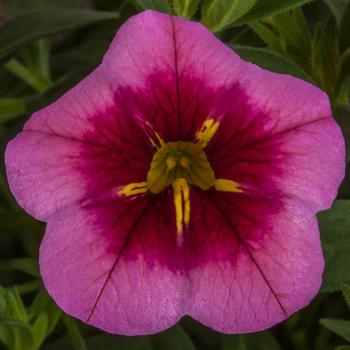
(146, 141), (216, 193)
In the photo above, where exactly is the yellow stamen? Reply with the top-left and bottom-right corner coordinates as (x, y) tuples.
(154, 131), (164, 147)
(180, 156), (190, 168)
(214, 179), (243, 193)
(195, 118), (220, 148)
(145, 121), (165, 149)
(148, 131), (164, 149)
(117, 182), (148, 196)
(143, 121), (164, 149)
(149, 137), (158, 149)
(173, 178), (190, 241)
(166, 156), (176, 170)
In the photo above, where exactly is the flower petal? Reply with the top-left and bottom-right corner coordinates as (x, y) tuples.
(101, 10), (243, 140)
(102, 10), (345, 212)
(4, 68), (112, 220)
(185, 191), (324, 333)
(103, 10), (241, 90)
(236, 66), (345, 210)
(5, 67), (151, 220)
(24, 67), (114, 139)
(40, 198), (186, 335)
(5, 131), (85, 220)
(275, 117), (344, 211)
(209, 67), (345, 212)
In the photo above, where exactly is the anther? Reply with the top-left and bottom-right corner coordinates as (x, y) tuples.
(180, 156), (190, 168)
(166, 156), (176, 170)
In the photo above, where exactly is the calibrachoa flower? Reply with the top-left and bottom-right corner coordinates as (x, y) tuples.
(5, 10), (345, 335)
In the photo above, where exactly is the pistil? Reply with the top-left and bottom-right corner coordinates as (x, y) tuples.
(173, 178), (190, 242)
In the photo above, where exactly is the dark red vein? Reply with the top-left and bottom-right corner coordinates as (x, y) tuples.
(170, 16), (182, 140)
(207, 194), (288, 316)
(86, 196), (157, 322)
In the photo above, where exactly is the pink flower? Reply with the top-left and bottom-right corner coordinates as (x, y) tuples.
(5, 10), (345, 335)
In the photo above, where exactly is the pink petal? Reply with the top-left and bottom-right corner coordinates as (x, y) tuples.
(208, 72), (344, 212)
(102, 10), (242, 90)
(40, 198), (186, 335)
(233, 65), (345, 211)
(5, 67), (151, 220)
(103, 9), (344, 211)
(5, 68), (114, 220)
(24, 67), (115, 139)
(5, 131), (85, 220)
(275, 117), (344, 211)
(186, 192), (324, 333)
(100, 10), (244, 141)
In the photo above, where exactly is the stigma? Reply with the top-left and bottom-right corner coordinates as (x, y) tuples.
(173, 178), (190, 242)
(116, 118), (242, 242)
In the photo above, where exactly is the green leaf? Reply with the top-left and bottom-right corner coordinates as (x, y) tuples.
(0, 98), (26, 124)
(31, 313), (48, 350)
(42, 325), (193, 350)
(340, 0), (350, 52)
(35, 38), (52, 85)
(30, 291), (51, 319)
(250, 8), (312, 73)
(232, 45), (314, 83)
(4, 59), (50, 93)
(320, 318), (350, 342)
(0, 319), (34, 350)
(337, 75), (350, 105)
(221, 332), (282, 350)
(135, 0), (173, 13)
(42, 334), (153, 350)
(340, 47), (350, 84)
(0, 211), (43, 236)
(0, 258), (39, 278)
(63, 316), (88, 350)
(27, 70), (89, 113)
(0, 290), (7, 315)
(324, 0), (349, 23)
(0, 287), (28, 322)
(202, 0), (257, 32)
(319, 200), (350, 292)
(173, 0), (200, 18)
(44, 301), (61, 335)
(85, 336), (152, 350)
(311, 16), (341, 101)
(0, 10), (119, 63)
(1, 0), (90, 16)
(270, 8), (312, 72)
(335, 346), (350, 350)
(333, 107), (350, 162)
(30, 290), (61, 334)
(16, 281), (41, 295)
(152, 325), (196, 350)
(181, 317), (220, 350)
(234, 0), (313, 26)
(342, 284), (350, 310)
(249, 22), (284, 53)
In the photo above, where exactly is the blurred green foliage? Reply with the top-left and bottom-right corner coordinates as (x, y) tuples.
(0, 0), (350, 349)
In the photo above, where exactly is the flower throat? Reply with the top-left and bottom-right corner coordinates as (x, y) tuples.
(116, 119), (242, 242)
